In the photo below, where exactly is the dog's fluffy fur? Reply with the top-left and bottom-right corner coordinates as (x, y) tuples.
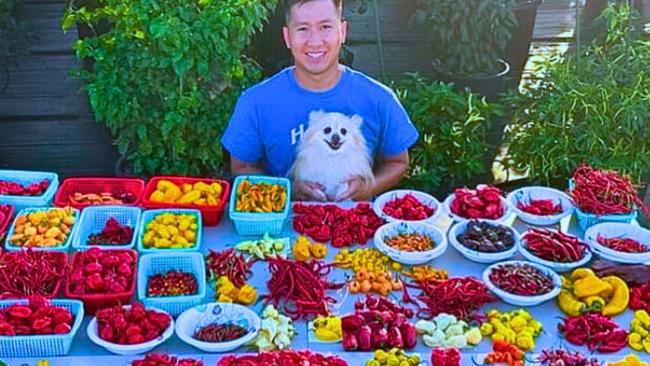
(290, 110), (375, 201)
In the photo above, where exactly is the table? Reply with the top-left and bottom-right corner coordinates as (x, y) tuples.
(4, 206), (645, 366)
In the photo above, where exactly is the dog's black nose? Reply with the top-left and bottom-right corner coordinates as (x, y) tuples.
(331, 134), (340, 144)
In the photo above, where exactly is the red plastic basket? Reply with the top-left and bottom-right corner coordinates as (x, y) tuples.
(53, 177), (145, 209)
(0, 250), (67, 299)
(0, 204), (15, 242)
(141, 176), (231, 226)
(64, 249), (137, 315)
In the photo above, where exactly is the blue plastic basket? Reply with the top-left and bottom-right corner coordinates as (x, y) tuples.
(0, 299), (84, 357)
(72, 205), (142, 251)
(568, 179), (637, 231)
(137, 252), (206, 317)
(4, 207), (80, 252)
(0, 170), (59, 212)
(228, 175), (291, 236)
(136, 209), (202, 253)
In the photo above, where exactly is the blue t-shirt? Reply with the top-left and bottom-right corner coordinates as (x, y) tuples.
(221, 66), (419, 177)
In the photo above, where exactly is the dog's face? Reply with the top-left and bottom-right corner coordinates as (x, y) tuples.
(302, 110), (364, 154)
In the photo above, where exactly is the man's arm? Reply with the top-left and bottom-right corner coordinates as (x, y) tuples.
(338, 151), (410, 201)
(230, 156), (265, 176)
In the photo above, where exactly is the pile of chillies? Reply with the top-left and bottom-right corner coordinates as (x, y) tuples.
(265, 258), (342, 320)
(97, 302), (171, 345)
(87, 218), (134, 245)
(147, 271), (198, 297)
(523, 228), (587, 262)
(205, 249), (253, 288)
(68, 248), (135, 294)
(484, 340), (525, 366)
(516, 198), (562, 216)
(217, 350), (349, 366)
(570, 164), (650, 218)
(382, 193), (435, 221)
(193, 323), (248, 343)
(0, 249), (67, 298)
(384, 233), (435, 252)
(0, 296), (74, 335)
(558, 313), (628, 353)
(132, 354), (203, 366)
(0, 178), (49, 196)
(597, 234), (649, 253)
(430, 348), (461, 366)
(536, 349), (601, 366)
(412, 277), (495, 321)
(292, 203), (383, 248)
(489, 263), (554, 296)
(630, 282), (650, 313)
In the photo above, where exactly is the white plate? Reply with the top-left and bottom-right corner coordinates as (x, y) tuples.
(448, 220), (519, 264)
(443, 194), (512, 223)
(372, 189), (441, 224)
(584, 222), (650, 264)
(483, 260), (562, 307)
(373, 221), (447, 265)
(507, 186), (573, 226)
(518, 233), (593, 273)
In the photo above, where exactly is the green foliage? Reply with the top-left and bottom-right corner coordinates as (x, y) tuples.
(395, 74), (503, 195)
(62, 0), (278, 176)
(506, 3), (650, 184)
(410, 0), (517, 75)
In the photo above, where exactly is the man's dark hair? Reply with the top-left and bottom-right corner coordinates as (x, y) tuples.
(284, 0), (343, 24)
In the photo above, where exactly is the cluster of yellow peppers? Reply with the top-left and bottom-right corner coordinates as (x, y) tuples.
(142, 213), (198, 249)
(9, 207), (75, 248)
(235, 179), (287, 213)
(293, 235), (327, 261)
(629, 309), (650, 352)
(215, 276), (257, 305)
(480, 309), (542, 351)
(403, 265), (448, 283)
(607, 354), (649, 366)
(557, 268), (629, 317)
(149, 179), (223, 206)
(312, 316), (342, 341)
(334, 248), (401, 274)
(366, 349), (420, 366)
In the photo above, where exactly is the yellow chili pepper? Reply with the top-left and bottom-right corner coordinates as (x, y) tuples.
(557, 289), (586, 316)
(573, 276), (612, 299)
(309, 242), (327, 259)
(293, 236), (312, 261)
(601, 276), (629, 316)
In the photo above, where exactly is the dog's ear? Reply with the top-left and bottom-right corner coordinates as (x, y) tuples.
(308, 109), (327, 125)
(349, 114), (363, 128)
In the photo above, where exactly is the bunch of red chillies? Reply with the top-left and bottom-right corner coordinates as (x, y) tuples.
(537, 349), (601, 366)
(0, 249), (67, 298)
(517, 198), (563, 216)
(68, 248), (136, 294)
(0, 204), (13, 236)
(265, 258), (342, 320)
(413, 277), (495, 321)
(193, 323), (248, 343)
(205, 249), (253, 288)
(630, 282), (650, 312)
(558, 313), (628, 353)
(596, 234), (649, 253)
(131, 354), (203, 366)
(570, 165), (650, 219)
(523, 228), (587, 263)
(87, 218), (134, 245)
(97, 302), (171, 345)
(431, 347), (461, 366)
(0, 179), (49, 196)
(383, 193), (435, 221)
(147, 271), (198, 297)
(489, 263), (554, 296)
(217, 350), (349, 366)
(292, 202), (383, 248)
(0, 296), (73, 336)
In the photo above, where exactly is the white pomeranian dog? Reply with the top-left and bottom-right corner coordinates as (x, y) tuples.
(290, 110), (375, 201)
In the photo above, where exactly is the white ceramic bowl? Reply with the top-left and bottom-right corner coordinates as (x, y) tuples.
(175, 302), (261, 353)
(87, 305), (174, 355)
(483, 260), (562, 307)
(372, 189), (440, 224)
(373, 221), (447, 265)
(518, 232), (593, 272)
(443, 194), (511, 223)
(584, 222), (650, 264)
(507, 186), (573, 226)
(448, 220), (519, 263)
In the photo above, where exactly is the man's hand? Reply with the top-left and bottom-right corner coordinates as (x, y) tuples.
(293, 180), (328, 202)
(335, 176), (374, 202)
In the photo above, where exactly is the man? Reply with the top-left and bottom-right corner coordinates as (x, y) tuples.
(221, 0), (418, 201)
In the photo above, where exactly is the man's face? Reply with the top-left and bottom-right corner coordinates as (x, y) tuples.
(283, 0), (347, 78)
